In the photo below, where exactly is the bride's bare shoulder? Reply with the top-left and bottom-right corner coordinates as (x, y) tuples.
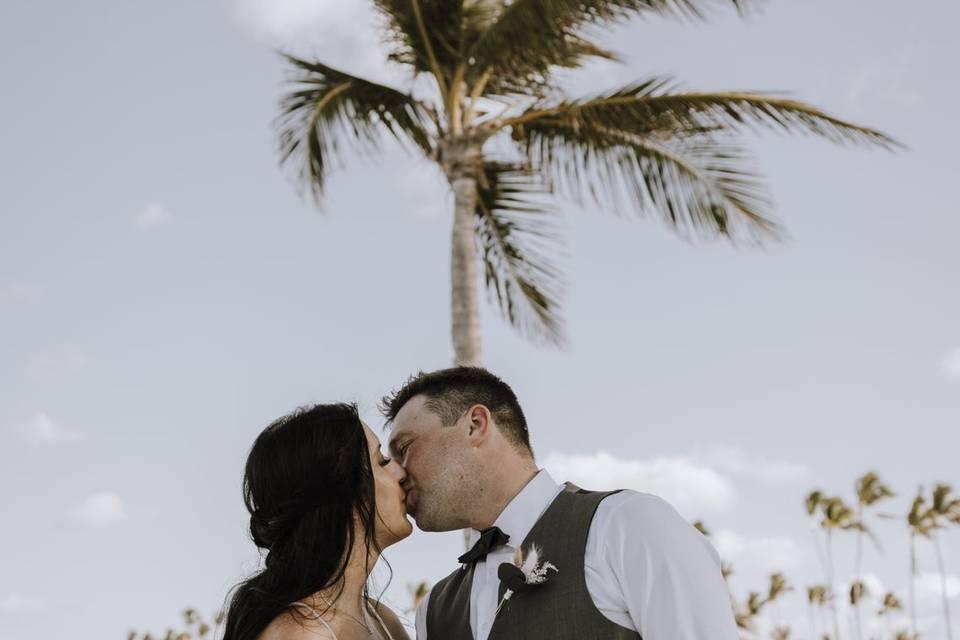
(258, 608), (336, 640)
(370, 600), (411, 640)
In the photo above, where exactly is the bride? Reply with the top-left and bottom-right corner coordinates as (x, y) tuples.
(222, 403), (412, 640)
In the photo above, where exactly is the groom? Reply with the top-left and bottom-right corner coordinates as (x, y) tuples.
(383, 367), (739, 640)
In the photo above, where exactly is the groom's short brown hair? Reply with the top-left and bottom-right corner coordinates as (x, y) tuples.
(380, 367), (532, 454)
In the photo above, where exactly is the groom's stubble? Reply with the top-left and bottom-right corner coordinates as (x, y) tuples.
(410, 430), (484, 532)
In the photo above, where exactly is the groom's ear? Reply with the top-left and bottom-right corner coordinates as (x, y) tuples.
(464, 404), (492, 447)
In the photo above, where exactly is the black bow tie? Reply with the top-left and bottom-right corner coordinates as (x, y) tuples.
(458, 526), (510, 564)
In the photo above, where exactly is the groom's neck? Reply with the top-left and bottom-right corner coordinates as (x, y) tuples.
(471, 457), (539, 530)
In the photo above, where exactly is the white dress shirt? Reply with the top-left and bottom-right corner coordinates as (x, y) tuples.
(415, 470), (738, 640)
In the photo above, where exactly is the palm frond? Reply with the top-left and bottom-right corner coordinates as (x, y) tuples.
(276, 55), (435, 203)
(475, 161), (565, 345)
(467, 1), (752, 95)
(505, 79), (901, 148)
(373, 0), (470, 93)
(519, 115), (779, 242)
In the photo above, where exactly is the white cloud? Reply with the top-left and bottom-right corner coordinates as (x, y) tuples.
(542, 450), (736, 515)
(916, 572), (960, 601)
(26, 346), (87, 380)
(0, 283), (41, 304)
(0, 595), (41, 615)
(233, 0), (359, 43)
(136, 202), (173, 228)
(714, 529), (811, 576)
(230, 0), (395, 83)
(695, 445), (811, 484)
(942, 348), (960, 379)
(70, 493), (127, 527)
(18, 412), (80, 445)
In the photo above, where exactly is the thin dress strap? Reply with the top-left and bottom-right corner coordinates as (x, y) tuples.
(288, 602), (338, 640)
(364, 603), (395, 640)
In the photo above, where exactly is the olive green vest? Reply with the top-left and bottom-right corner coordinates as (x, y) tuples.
(426, 483), (642, 640)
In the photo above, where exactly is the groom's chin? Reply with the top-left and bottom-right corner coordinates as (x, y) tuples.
(410, 514), (437, 532)
(412, 517), (454, 533)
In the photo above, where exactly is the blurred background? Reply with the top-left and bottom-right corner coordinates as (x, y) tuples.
(1, 1), (957, 639)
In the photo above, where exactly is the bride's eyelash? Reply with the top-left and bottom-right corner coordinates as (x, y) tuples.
(379, 456), (392, 467)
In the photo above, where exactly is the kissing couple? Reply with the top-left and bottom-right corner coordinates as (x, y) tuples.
(221, 367), (739, 640)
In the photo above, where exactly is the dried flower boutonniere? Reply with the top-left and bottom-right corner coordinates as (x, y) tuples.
(495, 543), (558, 615)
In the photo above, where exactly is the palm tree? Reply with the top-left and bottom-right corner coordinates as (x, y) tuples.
(807, 585), (828, 640)
(693, 519), (711, 537)
(907, 489), (936, 637)
(852, 472), (895, 640)
(807, 492), (831, 581)
(848, 581), (868, 640)
(767, 573), (793, 631)
(736, 590), (768, 635)
(879, 591), (903, 640)
(407, 580), (431, 614)
(928, 484), (960, 640)
(275, 0), (898, 365)
(129, 608), (224, 640)
(721, 560), (734, 583)
(771, 626), (791, 640)
(808, 494), (864, 640)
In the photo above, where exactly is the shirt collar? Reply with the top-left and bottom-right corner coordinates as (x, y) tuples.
(469, 469), (562, 549)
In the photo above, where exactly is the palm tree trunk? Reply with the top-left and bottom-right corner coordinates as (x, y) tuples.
(442, 136), (484, 552)
(910, 533), (918, 637)
(934, 533), (955, 640)
(810, 523), (832, 640)
(443, 137), (483, 367)
(808, 601), (816, 640)
(854, 516), (864, 640)
(826, 530), (842, 640)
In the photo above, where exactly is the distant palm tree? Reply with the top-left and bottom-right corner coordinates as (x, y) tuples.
(721, 560), (734, 583)
(736, 590), (767, 635)
(907, 489), (936, 637)
(806, 491), (832, 591)
(767, 573), (793, 631)
(848, 581), (868, 640)
(852, 472), (894, 640)
(928, 484), (960, 640)
(771, 625), (791, 640)
(807, 585), (828, 640)
(128, 608), (223, 640)
(407, 580), (431, 614)
(807, 493), (863, 640)
(693, 519), (711, 537)
(880, 591), (904, 614)
(275, 0), (897, 365)
(879, 591), (904, 640)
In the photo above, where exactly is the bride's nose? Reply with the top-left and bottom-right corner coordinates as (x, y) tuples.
(389, 458), (408, 484)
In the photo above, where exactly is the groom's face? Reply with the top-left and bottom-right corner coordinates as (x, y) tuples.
(388, 394), (476, 532)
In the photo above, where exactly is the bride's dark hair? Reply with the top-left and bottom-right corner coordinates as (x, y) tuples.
(222, 403), (380, 640)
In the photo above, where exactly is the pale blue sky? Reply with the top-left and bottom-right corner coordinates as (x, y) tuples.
(1, 1), (958, 639)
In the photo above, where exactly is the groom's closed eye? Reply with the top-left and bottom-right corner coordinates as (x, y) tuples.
(391, 439), (411, 462)
(388, 440), (401, 458)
